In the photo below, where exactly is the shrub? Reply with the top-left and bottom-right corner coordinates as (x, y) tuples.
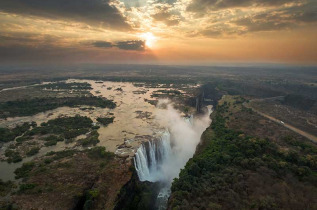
(26, 147), (40, 157)
(87, 147), (114, 159)
(18, 183), (37, 193)
(45, 150), (76, 160)
(96, 117), (114, 126)
(15, 162), (35, 179)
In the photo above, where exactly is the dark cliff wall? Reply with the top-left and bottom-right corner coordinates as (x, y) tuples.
(114, 170), (160, 210)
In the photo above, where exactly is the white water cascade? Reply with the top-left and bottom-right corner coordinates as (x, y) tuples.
(134, 130), (172, 182)
(134, 102), (212, 209)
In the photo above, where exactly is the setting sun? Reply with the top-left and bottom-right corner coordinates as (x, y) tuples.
(141, 32), (157, 48)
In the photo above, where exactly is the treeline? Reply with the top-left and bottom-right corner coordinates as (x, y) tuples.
(202, 78), (317, 100)
(0, 122), (33, 143)
(0, 96), (116, 118)
(38, 82), (92, 90)
(169, 102), (317, 210)
(282, 94), (316, 111)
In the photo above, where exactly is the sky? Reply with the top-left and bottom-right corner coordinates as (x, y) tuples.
(0, 0), (316, 65)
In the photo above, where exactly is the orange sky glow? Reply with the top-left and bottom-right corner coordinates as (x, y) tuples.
(0, 0), (316, 65)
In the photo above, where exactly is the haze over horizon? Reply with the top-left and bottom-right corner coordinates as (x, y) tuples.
(0, 0), (316, 65)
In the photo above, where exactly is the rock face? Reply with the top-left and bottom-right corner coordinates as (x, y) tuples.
(114, 171), (160, 210)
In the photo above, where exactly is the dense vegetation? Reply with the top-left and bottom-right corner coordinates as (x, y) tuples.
(0, 96), (116, 118)
(38, 82), (92, 90)
(169, 100), (317, 210)
(45, 149), (76, 161)
(5, 149), (23, 163)
(2, 115), (98, 163)
(0, 180), (15, 196)
(26, 147), (40, 157)
(0, 122), (33, 143)
(77, 130), (100, 147)
(43, 135), (64, 146)
(26, 115), (93, 140)
(96, 117), (114, 126)
(282, 94), (316, 110)
(86, 146), (114, 159)
(14, 162), (35, 179)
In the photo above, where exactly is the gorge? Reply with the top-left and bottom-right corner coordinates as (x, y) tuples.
(134, 101), (212, 209)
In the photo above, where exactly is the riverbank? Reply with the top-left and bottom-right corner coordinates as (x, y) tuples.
(168, 95), (317, 209)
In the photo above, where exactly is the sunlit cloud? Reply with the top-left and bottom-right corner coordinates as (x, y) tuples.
(0, 0), (316, 64)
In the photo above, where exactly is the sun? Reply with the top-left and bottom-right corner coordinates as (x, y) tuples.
(141, 32), (157, 48)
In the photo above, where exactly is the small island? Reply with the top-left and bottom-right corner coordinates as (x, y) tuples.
(96, 117), (115, 126)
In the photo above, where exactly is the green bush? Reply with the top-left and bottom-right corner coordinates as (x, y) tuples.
(0, 179), (15, 196)
(5, 149), (22, 163)
(15, 162), (35, 179)
(0, 122), (31, 142)
(96, 117), (114, 126)
(87, 146), (114, 159)
(45, 150), (76, 160)
(26, 147), (40, 157)
(78, 130), (100, 147)
(18, 183), (37, 193)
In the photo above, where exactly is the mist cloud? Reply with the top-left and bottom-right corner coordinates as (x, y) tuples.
(154, 99), (211, 182)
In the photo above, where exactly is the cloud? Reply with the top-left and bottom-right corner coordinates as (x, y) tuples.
(234, 13), (293, 32)
(187, 0), (299, 13)
(292, 4), (317, 23)
(0, 0), (131, 30)
(154, 0), (178, 5)
(234, 3), (317, 32)
(199, 29), (225, 38)
(115, 40), (145, 51)
(151, 5), (181, 26)
(0, 32), (62, 48)
(295, 11), (317, 23)
(91, 40), (145, 51)
(0, 44), (156, 64)
(92, 41), (113, 48)
(192, 0), (317, 37)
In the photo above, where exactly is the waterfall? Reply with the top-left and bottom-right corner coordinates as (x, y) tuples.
(134, 116), (194, 183)
(134, 102), (212, 209)
(134, 130), (172, 182)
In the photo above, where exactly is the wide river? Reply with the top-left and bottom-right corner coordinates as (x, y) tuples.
(0, 80), (197, 181)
